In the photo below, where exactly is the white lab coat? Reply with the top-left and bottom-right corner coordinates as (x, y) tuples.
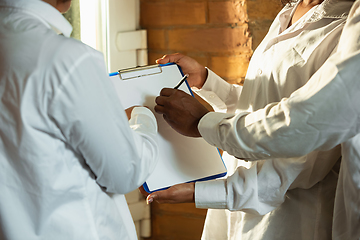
(197, 0), (360, 239)
(0, 0), (158, 239)
(193, 0), (354, 239)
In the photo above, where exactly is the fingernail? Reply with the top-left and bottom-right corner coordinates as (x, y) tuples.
(147, 196), (153, 204)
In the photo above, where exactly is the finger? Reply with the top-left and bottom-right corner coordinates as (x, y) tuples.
(146, 194), (154, 204)
(147, 189), (173, 204)
(138, 186), (149, 197)
(154, 104), (166, 114)
(155, 55), (170, 64)
(166, 53), (184, 64)
(155, 95), (167, 106)
(156, 53), (184, 65)
(147, 183), (195, 204)
(159, 87), (176, 97)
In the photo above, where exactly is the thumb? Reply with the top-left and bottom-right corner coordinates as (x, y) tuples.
(146, 191), (170, 204)
(146, 183), (195, 204)
(155, 55), (169, 64)
(146, 193), (155, 204)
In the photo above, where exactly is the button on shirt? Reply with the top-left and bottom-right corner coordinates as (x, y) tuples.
(198, 0), (360, 239)
(193, 0), (354, 239)
(0, 0), (158, 239)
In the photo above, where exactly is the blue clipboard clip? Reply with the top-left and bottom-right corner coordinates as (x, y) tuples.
(109, 63), (175, 80)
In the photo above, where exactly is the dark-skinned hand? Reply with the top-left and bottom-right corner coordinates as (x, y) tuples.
(155, 88), (210, 138)
(139, 182), (195, 204)
(156, 53), (208, 89)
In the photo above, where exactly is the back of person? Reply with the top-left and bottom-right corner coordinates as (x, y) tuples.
(0, 1), (158, 239)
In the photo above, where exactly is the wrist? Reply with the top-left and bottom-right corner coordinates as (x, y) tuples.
(193, 105), (210, 138)
(197, 67), (208, 89)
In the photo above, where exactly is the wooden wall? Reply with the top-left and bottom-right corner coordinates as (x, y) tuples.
(145, 202), (207, 240)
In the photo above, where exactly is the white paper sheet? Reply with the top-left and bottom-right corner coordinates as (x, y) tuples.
(110, 63), (227, 192)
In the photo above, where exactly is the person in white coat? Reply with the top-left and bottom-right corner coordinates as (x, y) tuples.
(148, 0), (360, 239)
(143, 0), (355, 239)
(0, 0), (158, 239)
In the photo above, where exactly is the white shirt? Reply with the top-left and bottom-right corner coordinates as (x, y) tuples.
(198, 0), (360, 239)
(193, 0), (354, 239)
(0, 0), (158, 239)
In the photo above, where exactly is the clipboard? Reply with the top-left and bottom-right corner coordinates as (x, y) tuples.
(109, 63), (227, 193)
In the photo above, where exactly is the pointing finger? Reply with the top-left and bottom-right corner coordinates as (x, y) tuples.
(154, 104), (166, 114)
(155, 95), (167, 106)
(159, 88), (177, 97)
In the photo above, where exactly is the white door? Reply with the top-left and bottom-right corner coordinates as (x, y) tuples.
(80, 0), (148, 72)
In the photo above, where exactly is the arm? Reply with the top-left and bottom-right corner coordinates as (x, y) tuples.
(198, 3), (360, 159)
(48, 47), (158, 194)
(199, 51), (360, 161)
(193, 48), (360, 212)
(149, 53), (351, 209)
(146, 144), (340, 215)
(194, 69), (243, 113)
(195, 147), (340, 214)
(149, 5), (360, 205)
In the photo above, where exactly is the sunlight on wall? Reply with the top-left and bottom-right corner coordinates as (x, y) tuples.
(79, 0), (97, 49)
(79, 0), (108, 61)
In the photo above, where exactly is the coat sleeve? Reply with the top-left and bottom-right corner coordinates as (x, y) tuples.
(198, 1), (360, 160)
(198, 52), (360, 161)
(48, 45), (158, 195)
(195, 4), (360, 213)
(193, 69), (243, 113)
(195, 3), (360, 213)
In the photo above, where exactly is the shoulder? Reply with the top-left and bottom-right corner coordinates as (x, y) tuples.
(40, 33), (105, 78)
(46, 34), (104, 65)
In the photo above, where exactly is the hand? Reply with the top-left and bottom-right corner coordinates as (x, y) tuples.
(156, 53), (208, 89)
(155, 88), (210, 137)
(125, 106), (144, 120)
(140, 182), (195, 204)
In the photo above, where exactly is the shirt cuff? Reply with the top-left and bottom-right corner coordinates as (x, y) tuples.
(199, 111), (272, 161)
(192, 88), (227, 113)
(198, 112), (235, 148)
(129, 107), (158, 132)
(195, 179), (227, 209)
(202, 68), (233, 99)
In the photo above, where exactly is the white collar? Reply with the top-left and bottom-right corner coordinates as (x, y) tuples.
(0, 0), (72, 37)
(284, 0), (352, 21)
(309, 0), (353, 22)
(278, 0), (353, 32)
